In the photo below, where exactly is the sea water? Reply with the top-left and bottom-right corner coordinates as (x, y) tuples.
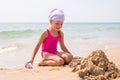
(0, 23), (120, 68)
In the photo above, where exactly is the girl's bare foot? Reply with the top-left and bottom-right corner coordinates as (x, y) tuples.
(38, 60), (46, 66)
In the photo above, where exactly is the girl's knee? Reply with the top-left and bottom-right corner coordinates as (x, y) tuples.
(68, 54), (73, 58)
(64, 54), (73, 63)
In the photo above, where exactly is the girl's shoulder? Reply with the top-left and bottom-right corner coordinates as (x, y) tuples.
(59, 30), (64, 36)
(41, 29), (48, 38)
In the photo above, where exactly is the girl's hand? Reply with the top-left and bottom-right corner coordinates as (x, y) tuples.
(25, 60), (33, 69)
(73, 55), (81, 59)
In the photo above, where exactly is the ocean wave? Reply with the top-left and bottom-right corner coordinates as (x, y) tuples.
(0, 43), (27, 54)
(0, 29), (40, 38)
(0, 29), (35, 34)
(0, 46), (18, 54)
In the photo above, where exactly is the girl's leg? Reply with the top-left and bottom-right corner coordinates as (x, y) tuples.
(38, 52), (64, 66)
(57, 52), (73, 64)
(38, 59), (57, 66)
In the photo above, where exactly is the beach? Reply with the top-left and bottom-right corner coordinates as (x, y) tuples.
(0, 47), (120, 80)
(0, 23), (120, 79)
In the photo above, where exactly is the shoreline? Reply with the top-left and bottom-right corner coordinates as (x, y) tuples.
(0, 47), (120, 80)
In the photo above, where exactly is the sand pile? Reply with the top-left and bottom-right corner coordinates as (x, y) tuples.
(69, 50), (120, 80)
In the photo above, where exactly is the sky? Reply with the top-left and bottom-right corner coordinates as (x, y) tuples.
(0, 0), (120, 23)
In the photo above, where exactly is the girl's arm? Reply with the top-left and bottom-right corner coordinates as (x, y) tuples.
(59, 31), (72, 54)
(28, 30), (47, 64)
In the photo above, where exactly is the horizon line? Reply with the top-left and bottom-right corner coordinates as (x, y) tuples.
(0, 21), (120, 23)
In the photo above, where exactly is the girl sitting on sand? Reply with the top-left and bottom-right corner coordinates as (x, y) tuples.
(25, 9), (75, 67)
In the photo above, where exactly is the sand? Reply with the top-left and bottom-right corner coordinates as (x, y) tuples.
(70, 50), (120, 80)
(0, 66), (79, 80)
(0, 47), (120, 80)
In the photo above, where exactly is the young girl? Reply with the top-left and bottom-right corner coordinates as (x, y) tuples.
(25, 9), (73, 67)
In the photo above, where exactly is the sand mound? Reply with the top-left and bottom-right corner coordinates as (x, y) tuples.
(69, 50), (120, 80)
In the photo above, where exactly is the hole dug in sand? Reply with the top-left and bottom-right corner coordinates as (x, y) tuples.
(69, 50), (120, 80)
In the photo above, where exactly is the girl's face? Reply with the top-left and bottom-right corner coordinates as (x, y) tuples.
(50, 20), (63, 31)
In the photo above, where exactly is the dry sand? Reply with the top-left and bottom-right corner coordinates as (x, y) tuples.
(0, 47), (120, 80)
(0, 66), (79, 80)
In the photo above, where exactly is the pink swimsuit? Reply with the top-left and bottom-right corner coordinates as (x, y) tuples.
(41, 29), (60, 54)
